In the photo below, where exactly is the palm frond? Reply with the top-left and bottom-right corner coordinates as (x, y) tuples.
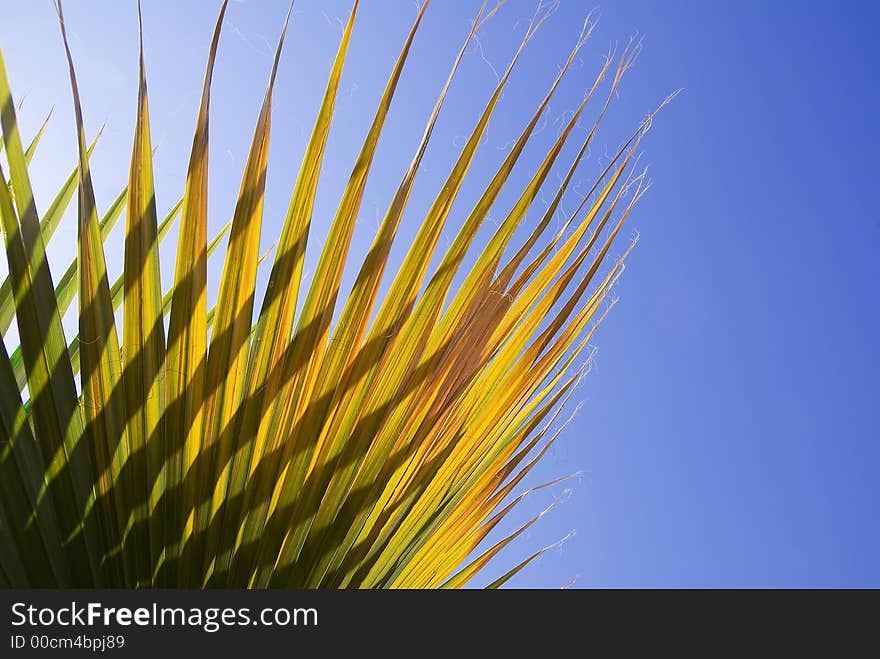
(0, 0), (669, 588)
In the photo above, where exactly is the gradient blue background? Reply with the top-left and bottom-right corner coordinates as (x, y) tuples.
(1, 0), (877, 587)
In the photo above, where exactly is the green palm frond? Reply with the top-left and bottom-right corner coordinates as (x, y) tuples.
(0, 0), (671, 588)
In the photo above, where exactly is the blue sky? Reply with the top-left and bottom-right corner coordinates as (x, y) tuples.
(1, 0), (878, 588)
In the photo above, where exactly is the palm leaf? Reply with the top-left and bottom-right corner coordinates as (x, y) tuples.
(0, 0), (671, 588)
(0, 44), (97, 586)
(165, 0), (227, 588)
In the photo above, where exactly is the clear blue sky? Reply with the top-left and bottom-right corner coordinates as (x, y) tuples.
(1, 0), (878, 587)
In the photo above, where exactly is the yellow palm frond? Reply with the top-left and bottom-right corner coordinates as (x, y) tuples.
(0, 0), (671, 588)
